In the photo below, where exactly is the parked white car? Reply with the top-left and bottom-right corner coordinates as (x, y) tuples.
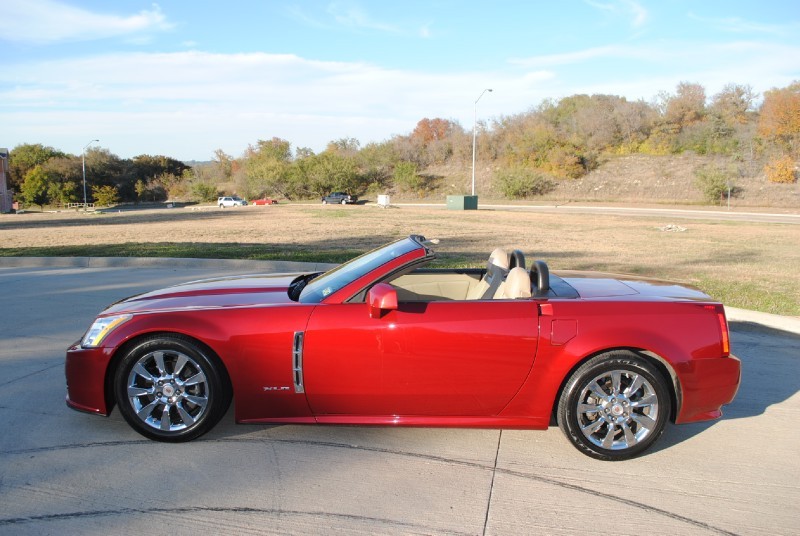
(217, 196), (247, 208)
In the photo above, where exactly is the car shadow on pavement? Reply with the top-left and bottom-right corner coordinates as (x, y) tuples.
(653, 321), (799, 454)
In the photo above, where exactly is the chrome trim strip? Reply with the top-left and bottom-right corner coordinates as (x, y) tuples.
(292, 331), (305, 393)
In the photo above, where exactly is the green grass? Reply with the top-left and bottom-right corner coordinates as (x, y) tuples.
(695, 276), (800, 317)
(0, 243), (360, 265)
(307, 209), (353, 219)
(3, 243), (797, 316)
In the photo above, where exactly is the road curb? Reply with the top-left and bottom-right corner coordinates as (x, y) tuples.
(725, 307), (800, 336)
(2, 256), (797, 335)
(0, 256), (337, 273)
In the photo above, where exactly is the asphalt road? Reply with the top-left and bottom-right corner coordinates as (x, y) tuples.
(396, 203), (800, 225)
(1, 260), (798, 535)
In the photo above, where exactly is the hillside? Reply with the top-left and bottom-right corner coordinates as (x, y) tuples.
(417, 154), (800, 208)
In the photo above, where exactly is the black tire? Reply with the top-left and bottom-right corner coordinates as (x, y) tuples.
(114, 335), (231, 442)
(557, 350), (669, 461)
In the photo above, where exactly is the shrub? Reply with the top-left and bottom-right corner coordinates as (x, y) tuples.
(393, 161), (422, 191)
(495, 166), (556, 199)
(694, 165), (737, 204)
(191, 182), (219, 202)
(764, 155), (797, 183)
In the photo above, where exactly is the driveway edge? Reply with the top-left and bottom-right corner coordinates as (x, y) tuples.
(2, 256), (798, 334)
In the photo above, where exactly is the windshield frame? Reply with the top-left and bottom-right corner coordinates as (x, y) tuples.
(298, 236), (431, 304)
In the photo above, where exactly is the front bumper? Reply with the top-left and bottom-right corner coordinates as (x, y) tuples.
(65, 341), (113, 416)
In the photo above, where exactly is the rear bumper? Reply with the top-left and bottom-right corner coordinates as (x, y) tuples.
(676, 354), (741, 423)
(65, 342), (113, 416)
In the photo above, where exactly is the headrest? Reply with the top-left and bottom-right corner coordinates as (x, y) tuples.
(488, 248), (510, 271)
(505, 267), (532, 299)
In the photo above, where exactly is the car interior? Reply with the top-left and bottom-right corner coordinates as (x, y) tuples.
(388, 248), (551, 302)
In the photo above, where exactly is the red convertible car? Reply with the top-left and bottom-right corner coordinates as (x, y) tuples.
(65, 235), (740, 460)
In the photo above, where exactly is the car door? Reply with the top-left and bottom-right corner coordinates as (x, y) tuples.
(302, 298), (539, 416)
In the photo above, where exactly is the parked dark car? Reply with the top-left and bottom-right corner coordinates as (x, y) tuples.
(322, 192), (357, 204)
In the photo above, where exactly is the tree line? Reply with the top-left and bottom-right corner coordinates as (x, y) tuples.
(8, 80), (798, 208)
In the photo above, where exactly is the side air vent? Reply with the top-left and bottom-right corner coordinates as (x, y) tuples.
(292, 332), (305, 393)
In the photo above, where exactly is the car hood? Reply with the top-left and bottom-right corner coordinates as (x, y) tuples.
(554, 270), (711, 301)
(101, 273), (307, 315)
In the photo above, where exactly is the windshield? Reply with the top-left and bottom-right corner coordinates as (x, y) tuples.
(299, 237), (424, 303)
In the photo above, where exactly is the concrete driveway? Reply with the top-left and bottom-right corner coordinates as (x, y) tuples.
(0, 260), (798, 535)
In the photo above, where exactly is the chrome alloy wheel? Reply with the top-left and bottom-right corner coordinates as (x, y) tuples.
(126, 349), (209, 432)
(576, 369), (660, 451)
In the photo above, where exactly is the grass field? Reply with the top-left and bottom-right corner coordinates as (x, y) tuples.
(1, 204), (798, 316)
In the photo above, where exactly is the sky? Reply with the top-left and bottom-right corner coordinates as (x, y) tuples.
(1, 0), (799, 162)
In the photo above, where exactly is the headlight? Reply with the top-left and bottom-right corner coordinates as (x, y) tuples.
(82, 314), (132, 347)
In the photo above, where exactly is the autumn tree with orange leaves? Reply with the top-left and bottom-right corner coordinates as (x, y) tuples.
(758, 82), (800, 154)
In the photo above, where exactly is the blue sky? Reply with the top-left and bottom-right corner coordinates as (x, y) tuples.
(1, 0), (798, 161)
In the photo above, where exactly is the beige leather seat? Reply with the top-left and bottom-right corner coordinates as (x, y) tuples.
(467, 248), (510, 300)
(499, 267), (532, 299)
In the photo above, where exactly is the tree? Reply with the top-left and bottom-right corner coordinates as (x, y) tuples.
(758, 81), (800, 155)
(710, 84), (756, 126)
(248, 138), (292, 163)
(664, 82), (707, 127)
(326, 137), (360, 156)
(91, 185), (120, 207)
(41, 156), (83, 205)
(47, 180), (79, 205)
(411, 118), (458, 143)
(244, 138), (294, 198)
(20, 165), (50, 208)
(212, 149), (234, 180)
(135, 179), (147, 202)
(8, 144), (65, 189)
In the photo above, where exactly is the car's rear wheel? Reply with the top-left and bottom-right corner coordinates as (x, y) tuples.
(557, 351), (669, 461)
(114, 335), (231, 442)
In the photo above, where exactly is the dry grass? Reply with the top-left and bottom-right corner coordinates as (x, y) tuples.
(2, 204), (798, 315)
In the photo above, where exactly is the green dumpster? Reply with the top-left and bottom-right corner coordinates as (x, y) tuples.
(446, 195), (478, 210)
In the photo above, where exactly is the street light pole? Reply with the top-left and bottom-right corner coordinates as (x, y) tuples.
(82, 139), (99, 210)
(471, 88), (492, 196)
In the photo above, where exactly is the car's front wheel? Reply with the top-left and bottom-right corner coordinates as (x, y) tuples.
(557, 351), (669, 461)
(114, 335), (231, 442)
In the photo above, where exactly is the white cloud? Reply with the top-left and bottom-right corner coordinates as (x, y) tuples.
(326, 1), (400, 34)
(0, 0), (172, 44)
(508, 45), (648, 68)
(687, 12), (800, 36)
(584, 0), (648, 29)
(2, 41), (798, 160)
(0, 51), (533, 158)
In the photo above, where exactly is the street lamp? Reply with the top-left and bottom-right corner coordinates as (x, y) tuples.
(82, 139), (99, 209)
(471, 88), (492, 196)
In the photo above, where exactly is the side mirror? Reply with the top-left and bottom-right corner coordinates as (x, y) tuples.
(367, 283), (398, 318)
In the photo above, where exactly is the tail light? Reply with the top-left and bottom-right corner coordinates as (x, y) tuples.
(704, 304), (730, 357)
